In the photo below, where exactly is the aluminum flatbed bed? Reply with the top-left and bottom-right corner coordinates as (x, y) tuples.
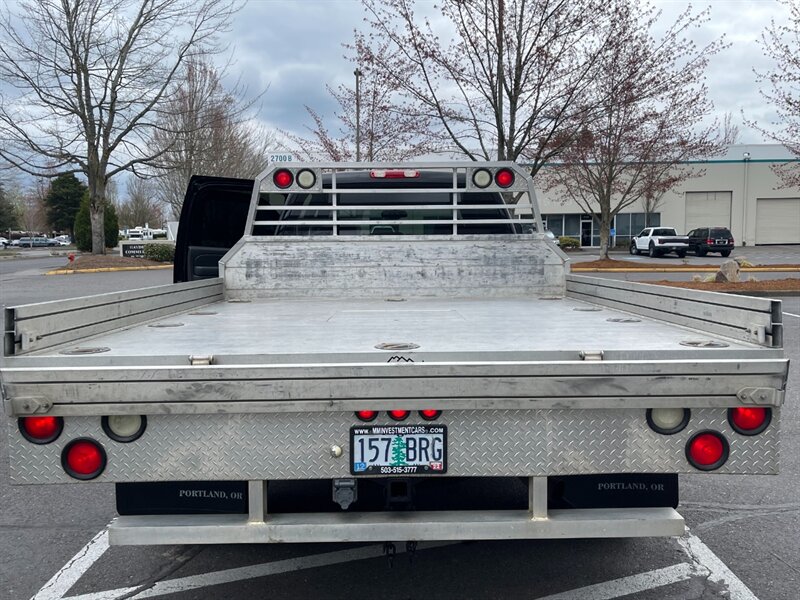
(7, 286), (781, 363)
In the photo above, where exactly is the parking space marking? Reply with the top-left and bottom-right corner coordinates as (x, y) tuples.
(533, 563), (695, 599)
(59, 541), (454, 600)
(678, 532), (759, 600)
(783, 312), (799, 319)
(35, 530), (757, 600)
(32, 529), (109, 600)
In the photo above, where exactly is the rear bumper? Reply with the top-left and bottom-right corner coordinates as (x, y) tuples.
(108, 507), (685, 545)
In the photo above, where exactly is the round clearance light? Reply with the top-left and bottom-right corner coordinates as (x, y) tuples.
(19, 416), (63, 444)
(472, 169), (492, 188)
(419, 409), (441, 421)
(728, 407), (771, 436)
(646, 408), (690, 435)
(296, 169), (316, 189)
(102, 415), (147, 443)
(686, 431), (729, 471)
(273, 169), (294, 189)
(495, 168), (515, 188)
(355, 410), (378, 422)
(388, 410), (410, 422)
(62, 438), (107, 480)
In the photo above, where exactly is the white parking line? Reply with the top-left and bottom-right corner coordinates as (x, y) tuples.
(31, 530), (109, 600)
(59, 541), (454, 600)
(36, 529), (758, 600)
(783, 312), (800, 319)
(533, 563), (695, 599)
(678, 532), (759, 600)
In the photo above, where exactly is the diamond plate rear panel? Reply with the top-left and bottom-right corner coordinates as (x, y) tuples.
(8, 408), (779, 484)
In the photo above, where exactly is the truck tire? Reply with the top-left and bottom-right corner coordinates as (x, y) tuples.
(648, 243), (658, 258)
(677, 250), (686, 258)
(630, 242), (640, 256)
(720, 250), (731, 257)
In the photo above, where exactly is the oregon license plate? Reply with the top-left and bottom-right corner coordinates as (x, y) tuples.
(350, 424), (447, 475)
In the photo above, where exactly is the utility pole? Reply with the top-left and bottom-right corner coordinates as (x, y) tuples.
(354, 68), (362, 161)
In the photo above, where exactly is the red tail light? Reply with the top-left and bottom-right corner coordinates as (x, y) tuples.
(706, 238), (714, 245)
(388, 410), (410, 421)
(273, 169), (293, 188)
(729, 407), (771, 435)
(495, 168), (514, 188)
(686, 431), (728, 471)
(19, 416), (63, 444)
(62, 439), (106, 480)
(419, 410), (441, 421)
(355, 410), (378, 422)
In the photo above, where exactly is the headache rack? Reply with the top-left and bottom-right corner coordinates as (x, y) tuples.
(245, 162), (545, 237)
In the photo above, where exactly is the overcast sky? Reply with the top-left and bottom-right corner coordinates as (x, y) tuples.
(223, 0), (790, 147)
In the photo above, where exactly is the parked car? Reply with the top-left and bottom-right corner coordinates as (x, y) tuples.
(0, 236), (9, 248)
(17, 236), (49, 248)
(686, 227), (734, 257)
(629, 227), (688, 258)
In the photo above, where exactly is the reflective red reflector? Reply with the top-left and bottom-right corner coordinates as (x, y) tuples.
(419, 409), (441, 420)
(273, 169), (293, 188)
(729, 407), (770, 435)
(19, 416), (63, 444)
(495, 169), (514, 188)
(388, 410), (410, 421)
(355, 410), (378, 422)
(686, 432), (728, 471)
(62, 439), (106, 480)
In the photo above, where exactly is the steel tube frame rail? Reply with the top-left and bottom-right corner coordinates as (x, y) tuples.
(3, 358), (787, 417)
(3, 279), (223, 356)
(566, 275), (783, 347)
(245, 161), (545, 236)
(109, 505), (684, 545)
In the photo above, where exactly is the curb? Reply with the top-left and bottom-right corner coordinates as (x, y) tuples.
(45, 265), (172, 275)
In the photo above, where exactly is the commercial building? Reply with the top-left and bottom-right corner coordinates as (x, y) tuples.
(534, 144), (800, 247)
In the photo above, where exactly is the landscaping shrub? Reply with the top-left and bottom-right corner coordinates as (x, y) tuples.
(558, 236), (580, 249)
(143, 243), (175, 263)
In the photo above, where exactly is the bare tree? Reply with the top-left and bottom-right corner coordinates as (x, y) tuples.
(285, 39), (436, 161)
(358, 0), (617, 175)
(16, 180), (49, 236)
(541, 3), (730, 259)
(151, 57), (275, 218)
(117, 178), (163, 229)
(747, 0), (800, 188)
(0, 0), (240, 253)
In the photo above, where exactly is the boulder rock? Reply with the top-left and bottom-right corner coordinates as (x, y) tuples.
(716, 259), (741, 283)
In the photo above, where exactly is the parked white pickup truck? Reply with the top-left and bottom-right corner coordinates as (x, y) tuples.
(630, 227), (689, 258)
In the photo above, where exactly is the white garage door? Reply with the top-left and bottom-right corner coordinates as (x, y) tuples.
(756, 198), (800, 244)
(685, 192), (732, 232)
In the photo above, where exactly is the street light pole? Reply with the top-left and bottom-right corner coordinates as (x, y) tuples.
(354, 68), (362, 162)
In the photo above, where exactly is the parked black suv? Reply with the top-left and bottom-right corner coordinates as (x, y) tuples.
(686, 227), (734, 257)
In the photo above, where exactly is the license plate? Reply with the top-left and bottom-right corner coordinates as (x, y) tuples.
(716, 239), (726, 244)
(350, 424), (447, 475)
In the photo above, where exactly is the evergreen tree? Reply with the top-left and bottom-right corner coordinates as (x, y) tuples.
(0, 181), (18, 232)
(390, 437), (407, 466)
(44, 174), (85, 239)
(74, 193), (119, 252)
